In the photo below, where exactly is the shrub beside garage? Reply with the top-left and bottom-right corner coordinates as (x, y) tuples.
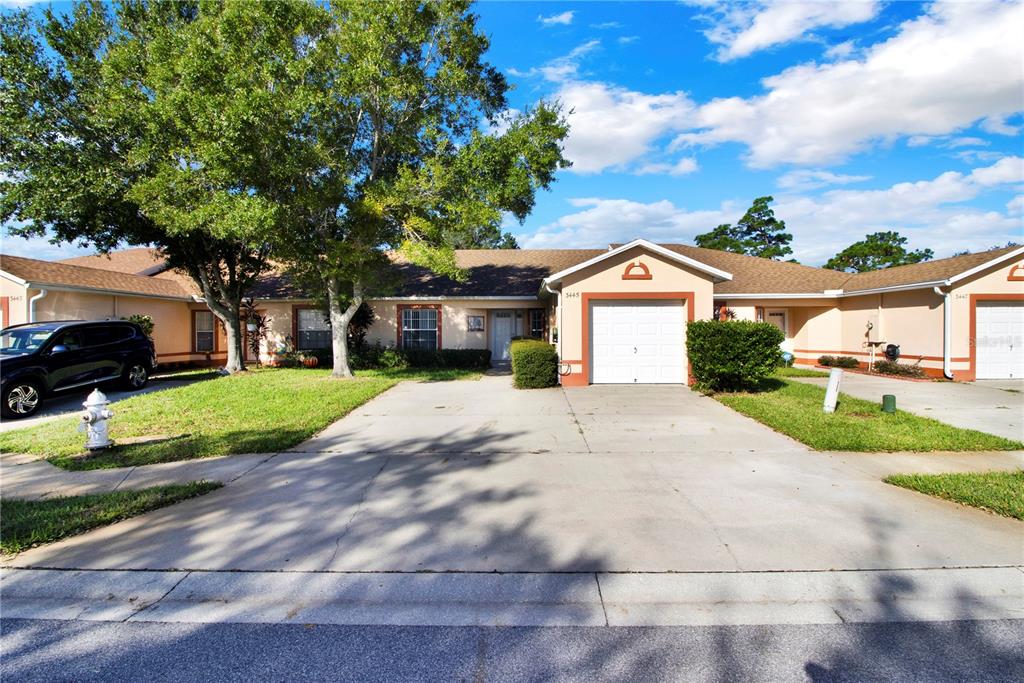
(686, 320), (784, 392)
(510, 339), (558, 389)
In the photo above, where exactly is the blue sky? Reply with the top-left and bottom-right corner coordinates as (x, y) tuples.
(2, 0), (1022, 265)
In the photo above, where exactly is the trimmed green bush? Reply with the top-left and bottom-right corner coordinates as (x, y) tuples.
(350, 343), (490, 370)
(819, 355), (859, 368)
(510, 339), (558, 389)
(873, 359), (926, 378)
(686, 320), (784, 392)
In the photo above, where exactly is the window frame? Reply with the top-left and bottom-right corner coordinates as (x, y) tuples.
(528, 308), (547, 340)
(192, 310), (217, 354)
(292, 306), (332, 351)
(397, 304), (442, 350)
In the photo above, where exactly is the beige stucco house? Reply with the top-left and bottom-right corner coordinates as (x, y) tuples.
(2, 239), (1023, 383)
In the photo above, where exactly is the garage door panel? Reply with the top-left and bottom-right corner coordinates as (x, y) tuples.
(976, 301), (1024, 379)
(590, 300), (686, 384)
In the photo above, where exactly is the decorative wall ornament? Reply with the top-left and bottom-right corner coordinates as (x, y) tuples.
(622, 260), (653, 280)
(1007, 264), (1024, 281)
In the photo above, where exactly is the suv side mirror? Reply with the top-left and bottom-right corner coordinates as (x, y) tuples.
(49, 344), (69, 355)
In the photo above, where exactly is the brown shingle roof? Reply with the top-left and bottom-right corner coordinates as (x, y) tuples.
(60, 247), (169, 276)
(1, 254), (193, 299)
(651, 245), (850, 294)
(841, 245), (1022, 292)
(390, 249), (604, 297)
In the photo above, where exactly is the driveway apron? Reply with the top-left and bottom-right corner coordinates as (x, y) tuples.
(6, 375), (1022, 574)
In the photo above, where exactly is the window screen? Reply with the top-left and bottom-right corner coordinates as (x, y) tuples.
(194, 311), (215, 352)
(297, 309), (331, 350)
(401, 308), (438, 350)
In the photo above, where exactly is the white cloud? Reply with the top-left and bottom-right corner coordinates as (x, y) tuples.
(538, 11), (575, 27)
(618, 35), (639, 45)
(556, 81), (695, 173)
(520, 157), (1024, 262)
(520, 198), (737, 249)
(980, 115), (1021, 136)
(824, 40), (856, 60)
(946, 136), (989, 148)
(509, 40), (600, 83)
(776, 169), (871, 192)
(676, 0), (1024, 167)
(1, 226), (96, 260)
(693, 1), (880, 61)
(591, 21), (623, 30)
(634, 158), (699, 177)
(1007, 195), (1024, 214)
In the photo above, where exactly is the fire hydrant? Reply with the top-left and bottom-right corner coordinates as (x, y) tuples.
(79, 389), (115, 450)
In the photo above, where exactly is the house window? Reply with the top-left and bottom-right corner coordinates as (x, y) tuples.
(194, 311), (215, 352)
(296, 308), (331, 350)
(401, 307), (439, 350)
(467, 315), (485, 332)
(528, 309), (546, 339)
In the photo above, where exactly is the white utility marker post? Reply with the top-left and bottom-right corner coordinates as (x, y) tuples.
(823, 367), (842, 413)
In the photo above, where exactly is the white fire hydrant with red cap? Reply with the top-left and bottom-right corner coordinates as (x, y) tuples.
(78, 389), (114, 450)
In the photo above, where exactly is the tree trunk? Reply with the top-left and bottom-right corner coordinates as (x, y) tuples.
(327, 276), (363, 379)
(201, 293), (246, 374)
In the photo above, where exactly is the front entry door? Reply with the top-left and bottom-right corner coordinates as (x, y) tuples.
(491, 311), (514, 361)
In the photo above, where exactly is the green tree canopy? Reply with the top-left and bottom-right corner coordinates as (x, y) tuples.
(268, 0), (570, 377)
(694, 196), (793, 260)
(0, 0), (323, 371)
(824, 231), (934, 272)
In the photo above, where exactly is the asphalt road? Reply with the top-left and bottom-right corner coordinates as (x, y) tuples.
(3, 618), (1022, 682)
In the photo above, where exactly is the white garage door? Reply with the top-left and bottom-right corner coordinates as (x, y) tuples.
(976, 301), (1024, 379)
(591, 301), (686, 384)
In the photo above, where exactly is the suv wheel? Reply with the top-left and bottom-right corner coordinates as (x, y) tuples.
(123, 361), (149, 390)
(3, 380), (43, 419)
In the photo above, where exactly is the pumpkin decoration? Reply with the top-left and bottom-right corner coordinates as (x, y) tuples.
(302, 355), (319, 368)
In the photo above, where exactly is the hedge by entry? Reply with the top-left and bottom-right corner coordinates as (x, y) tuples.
(510, 339), (558, 389)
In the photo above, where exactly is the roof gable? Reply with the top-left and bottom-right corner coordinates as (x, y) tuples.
(543, 239), (732, 287)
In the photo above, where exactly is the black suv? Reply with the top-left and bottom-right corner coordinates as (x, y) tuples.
(1, 320), (157, 419)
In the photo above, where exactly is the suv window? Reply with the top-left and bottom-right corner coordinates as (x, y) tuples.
(84, 325), (134, 347)
(56, 330), (85, 350)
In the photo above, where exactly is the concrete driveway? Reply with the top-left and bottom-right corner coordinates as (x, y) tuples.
(8, 375), (1022, 574)
(792, 373), (1024, 442)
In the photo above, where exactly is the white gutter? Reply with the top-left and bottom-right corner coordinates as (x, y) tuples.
(933, 286), (954, 380)
(543, 281), (562, 364)
(28, 288), (48, 322)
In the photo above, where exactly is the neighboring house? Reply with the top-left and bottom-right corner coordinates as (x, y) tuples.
(1, 239), (1022, 382)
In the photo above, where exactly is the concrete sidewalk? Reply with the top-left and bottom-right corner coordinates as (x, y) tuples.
(0, 452), (273, 500)
(3, 566), (1022, 627)
(791, 373), (1024, 442)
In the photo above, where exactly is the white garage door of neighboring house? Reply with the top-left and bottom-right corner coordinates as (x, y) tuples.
(591, 301), (686, 384)
(976, 301), (1024, 379)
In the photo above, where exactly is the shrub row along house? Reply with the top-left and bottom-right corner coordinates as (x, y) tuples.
(2, 239), (1022, 382)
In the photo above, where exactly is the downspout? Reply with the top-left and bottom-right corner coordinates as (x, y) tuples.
(543, 280), (562, 364)
(933, 286), (953, 380)
(28, 288), (48, 323)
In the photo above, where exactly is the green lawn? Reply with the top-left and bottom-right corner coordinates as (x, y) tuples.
(885, 470), (1024, 520)
(716, 378), (1023, 452)
(0, 367), (477, 470)
(773, 366), (829, 378)
(0, 481), (222, 555)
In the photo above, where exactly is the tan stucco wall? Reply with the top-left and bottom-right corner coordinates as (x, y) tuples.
(557, 246), (718, 385)
(1, 276), (29, 326)
(364, 298), (545, 351)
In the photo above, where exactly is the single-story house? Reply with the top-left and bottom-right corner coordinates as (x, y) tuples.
(2, 238), (1022, 382)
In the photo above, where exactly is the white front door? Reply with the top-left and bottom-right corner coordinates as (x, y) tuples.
(492, 311), (514, 361)
(590, 301), (686, 384)
(976, 301), (1024, 379)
